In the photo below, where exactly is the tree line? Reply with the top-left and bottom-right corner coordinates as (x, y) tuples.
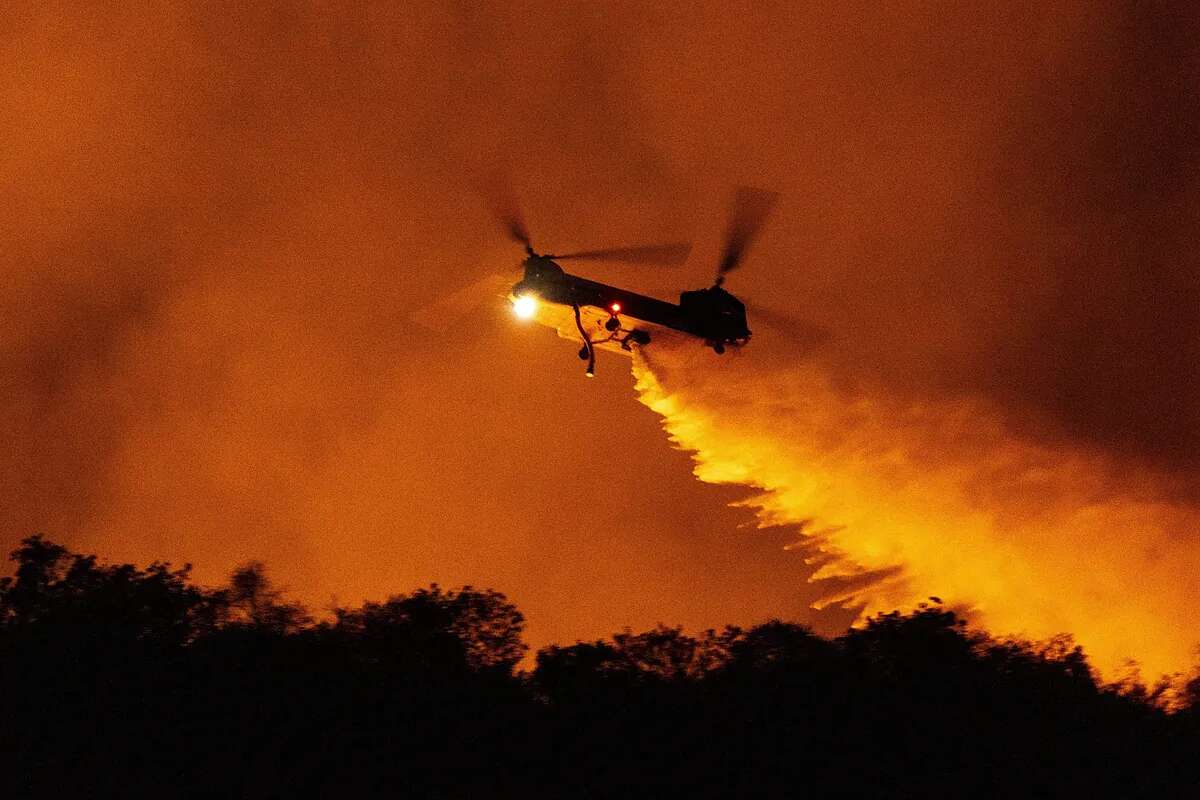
(2, 536), (1197, 798)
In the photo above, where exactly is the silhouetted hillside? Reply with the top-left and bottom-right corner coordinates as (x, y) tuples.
(2, 537), (1197, 798)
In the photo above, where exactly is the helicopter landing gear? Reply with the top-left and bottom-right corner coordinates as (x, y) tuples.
(619, 328), (651, 351)
(572, 305), (652, 376)
(712, 341), (726, 354)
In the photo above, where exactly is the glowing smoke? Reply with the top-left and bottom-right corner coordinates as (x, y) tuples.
(633, 342), (1200, 681)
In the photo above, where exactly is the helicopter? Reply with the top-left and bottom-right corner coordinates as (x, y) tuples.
(501, 187), (779, 376)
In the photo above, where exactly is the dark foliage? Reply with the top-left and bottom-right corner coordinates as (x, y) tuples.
(1, 538), (1197, 798)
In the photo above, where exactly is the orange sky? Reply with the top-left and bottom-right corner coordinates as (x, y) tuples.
(2, 2), (1197, 667)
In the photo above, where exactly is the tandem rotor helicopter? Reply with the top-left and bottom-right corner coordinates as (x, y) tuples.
(500, 186), (781, 376)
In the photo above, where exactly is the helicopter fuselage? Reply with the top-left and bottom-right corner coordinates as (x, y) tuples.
(511, 255), (751, 349)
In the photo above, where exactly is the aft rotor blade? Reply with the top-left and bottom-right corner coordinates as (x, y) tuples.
(744, 300), (830, 354)
(717, 187), (779, 280)
(552, 242), (692, 266)
(479, 169), (532, 248)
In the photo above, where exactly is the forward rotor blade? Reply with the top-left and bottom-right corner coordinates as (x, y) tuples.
(479, 169), (532, 249)
(717, 187), (779, 280)
(410, 273), (516, 332)
(500, 212), (532, 249)
(552, 242), (692, 266)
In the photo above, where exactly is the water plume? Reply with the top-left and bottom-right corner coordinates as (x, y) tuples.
(633, 341), (1200, 681)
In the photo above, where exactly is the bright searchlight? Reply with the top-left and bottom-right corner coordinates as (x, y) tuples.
(512, 294), (539, 320)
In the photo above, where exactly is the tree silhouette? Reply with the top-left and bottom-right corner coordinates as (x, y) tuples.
(332, 583), (526, 675)
(0, 534), (219, 645)
(223, 560), (311, 633)
(2, 537), (1198, 799)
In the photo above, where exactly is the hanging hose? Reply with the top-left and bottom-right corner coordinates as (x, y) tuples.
(572, 303), (596, 377)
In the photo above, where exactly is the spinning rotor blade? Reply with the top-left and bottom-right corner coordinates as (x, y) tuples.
(499, 207), (532, 249)
(717, 187), (779, 284)
(744, 299), (830, 355)
(480, 169), (532, 249)
(552, 242), (692, 266)
(410, 273), (515, 332)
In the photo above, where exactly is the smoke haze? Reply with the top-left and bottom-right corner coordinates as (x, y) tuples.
(3, 2), (1197, 669)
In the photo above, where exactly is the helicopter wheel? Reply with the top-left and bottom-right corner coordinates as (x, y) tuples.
(712, 342), (726, 355)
